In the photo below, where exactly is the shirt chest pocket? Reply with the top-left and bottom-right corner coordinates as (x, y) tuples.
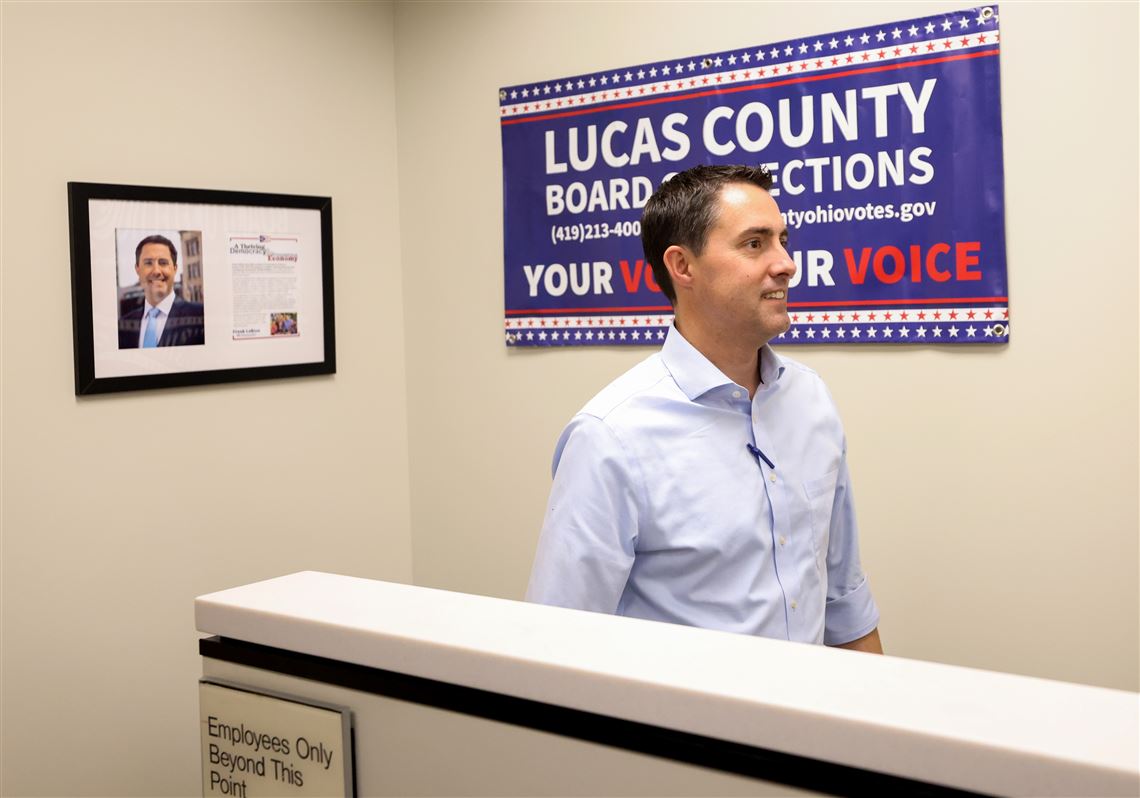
(801, 468), (840, 566)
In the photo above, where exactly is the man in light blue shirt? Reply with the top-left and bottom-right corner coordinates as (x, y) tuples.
(526, 164), (882, 652)
(117, 235), (205, 349)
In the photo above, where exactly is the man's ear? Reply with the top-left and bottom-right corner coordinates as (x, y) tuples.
(663, 245), (695, 294)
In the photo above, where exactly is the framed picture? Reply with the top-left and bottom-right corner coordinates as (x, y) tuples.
(68, 182), (335, 395)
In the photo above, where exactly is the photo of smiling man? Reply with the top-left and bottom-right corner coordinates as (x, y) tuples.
(117, 230), (205, 349)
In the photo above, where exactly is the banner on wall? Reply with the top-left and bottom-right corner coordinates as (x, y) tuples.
(500, 6), (1008, 347)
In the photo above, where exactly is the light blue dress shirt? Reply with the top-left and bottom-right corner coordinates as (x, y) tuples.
(137, 291), (176, 348)
(526, 325), (879, 645)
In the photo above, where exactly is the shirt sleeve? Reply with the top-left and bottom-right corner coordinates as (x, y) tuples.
(822, 452), (880, 645)
(524, 414), (640, 613)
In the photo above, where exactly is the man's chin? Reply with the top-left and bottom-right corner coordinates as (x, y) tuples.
(759, 314), (791, 343)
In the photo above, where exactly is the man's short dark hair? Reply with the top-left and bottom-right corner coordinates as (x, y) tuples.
(641, 164), (774, 303)
(134, 234), (178, 267)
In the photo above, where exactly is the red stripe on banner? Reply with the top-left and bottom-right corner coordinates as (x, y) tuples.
(508, 298), (1007, 316)
(505, 306), (674, 315)
(788, 296), (1008, 309)
(501, 50), (999, 127)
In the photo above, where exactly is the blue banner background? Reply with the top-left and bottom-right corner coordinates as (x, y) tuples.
(501, 6), (1008, 346)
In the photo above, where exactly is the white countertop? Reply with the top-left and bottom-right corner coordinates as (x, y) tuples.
(196, 571), (1139, 797)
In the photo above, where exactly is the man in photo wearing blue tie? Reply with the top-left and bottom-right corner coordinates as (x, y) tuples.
(118, 234), (205, 349)
(526, 164), (882, 654)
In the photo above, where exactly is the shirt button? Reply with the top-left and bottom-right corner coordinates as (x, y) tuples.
(790, 600), (798, 610)
(770, 473), (776, 483)
(732, 390), (742, 399)
(779, 536), (786, 546)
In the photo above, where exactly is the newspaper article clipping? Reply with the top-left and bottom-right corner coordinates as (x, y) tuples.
(230, 233), (301, 340)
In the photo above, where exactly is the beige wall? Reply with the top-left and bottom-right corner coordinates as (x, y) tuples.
(1, 1), (1137, 796)
(397, 0), (1139, 691)
(0, 2), (411, 796)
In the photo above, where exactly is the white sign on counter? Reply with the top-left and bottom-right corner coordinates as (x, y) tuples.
(199, 680), (354, 798)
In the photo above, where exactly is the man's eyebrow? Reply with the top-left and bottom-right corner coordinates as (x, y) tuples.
(737, 226), (788, 239)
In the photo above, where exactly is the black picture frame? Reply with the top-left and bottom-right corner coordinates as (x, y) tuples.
(68, 182), (335, 395)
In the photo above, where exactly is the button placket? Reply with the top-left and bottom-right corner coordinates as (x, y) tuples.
(753, 393), (801, 633)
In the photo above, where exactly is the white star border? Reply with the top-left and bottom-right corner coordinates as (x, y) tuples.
(504, 305), (1011, 346)
(499, 13), (1000, 118)
(504, 313), (673, 346)
(773, 319), (1010, 343)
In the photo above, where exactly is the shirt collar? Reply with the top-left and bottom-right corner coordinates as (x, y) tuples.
(759, 343), (787, 389)
(147, 291), (177, 315)
(661, 324), (786, 401)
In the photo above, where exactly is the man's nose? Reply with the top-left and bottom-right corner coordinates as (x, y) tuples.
(771, 246), (797, 281)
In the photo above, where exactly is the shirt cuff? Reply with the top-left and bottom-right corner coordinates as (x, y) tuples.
(823, 576), (880, 646)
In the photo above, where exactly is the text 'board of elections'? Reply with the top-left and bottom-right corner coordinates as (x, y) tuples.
(500, 6), (1008, 347)
(199, 681), (353, 798)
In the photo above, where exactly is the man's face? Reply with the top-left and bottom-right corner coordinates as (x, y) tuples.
(135, 242), (177, 306)
(683, 182), (796, 346)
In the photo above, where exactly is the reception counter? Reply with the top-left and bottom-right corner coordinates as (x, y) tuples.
(196, 571), (1139, 797)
